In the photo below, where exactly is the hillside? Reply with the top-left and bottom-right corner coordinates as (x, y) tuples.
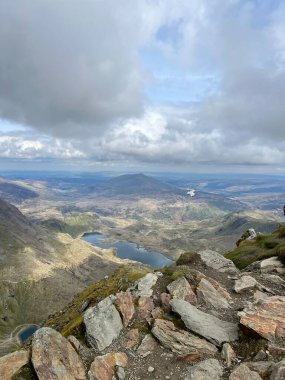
(4, 242), (285, 379)
(0, 199), (126, 356)
(0, 179), (38, 204)
(225, 224), (285, 269)
(94, 173), (184, 197)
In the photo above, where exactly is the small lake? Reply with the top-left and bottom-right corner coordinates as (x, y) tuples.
(82, 233), (173, 269)
(17, 324), (38, 344)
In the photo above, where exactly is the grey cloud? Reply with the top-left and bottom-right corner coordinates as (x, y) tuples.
(0, 0), (146, 137)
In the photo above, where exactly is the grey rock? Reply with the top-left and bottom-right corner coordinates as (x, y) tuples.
(261, 274), (285, 285)
(167, 276), (197, 305)
(260, 257), (285, 274)
(170, 299), (238, 347)
(229, 364), (262, 380)
(131, 273), (159, 297)
(246, 362), (274, 378)
(221, 343), (236, 367)
(152, 319), (217, 356)
(197, 249), (238, 274)
(137, 334), (158, 357)
(197, 278), (231, 309)
(184, 359), (223, 380)
(270, 359), (285, 380)
(84, 296), (123, 351)
(234, 275), (258, 293)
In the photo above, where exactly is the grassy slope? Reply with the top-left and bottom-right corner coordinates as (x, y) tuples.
(224, 224), (285, 269)
(45, 265), (150, 338)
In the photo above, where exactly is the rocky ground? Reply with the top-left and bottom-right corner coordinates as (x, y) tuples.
(1, 244), (285, 380)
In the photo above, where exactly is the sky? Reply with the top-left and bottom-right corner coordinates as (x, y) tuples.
(0, 0), (285, 173)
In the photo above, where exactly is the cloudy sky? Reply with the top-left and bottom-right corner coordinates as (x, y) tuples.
(0, 0), (285, 172)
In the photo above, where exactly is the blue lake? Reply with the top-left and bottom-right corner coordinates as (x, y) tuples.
(82, 233), (173, 269)
(18, 325), (38, 343)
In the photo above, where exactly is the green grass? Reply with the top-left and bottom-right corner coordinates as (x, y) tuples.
(45, 266), (150, 339)
(225, 225), (285, 269)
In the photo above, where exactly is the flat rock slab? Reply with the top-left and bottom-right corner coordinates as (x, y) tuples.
(32, 327), (85, 380)
(234, 275), (258, 293)
(167, 276), (197, 305)
(88, 352), (128, 380)
(197, 249), (238, 274)
(131, 273), (159, 297)
(152, 319), (217, 356)
(84, 296), (123, 351)
(170, 299), (238, 347)
(115, 291), (135, 327)
(197, 278), (231, 309)
(239, 296), (285, 341)
(0, 350), (29, 380)
(229, 364), (262, 380)
(184, 358), (223, 380)
(260, 257), (285, 274)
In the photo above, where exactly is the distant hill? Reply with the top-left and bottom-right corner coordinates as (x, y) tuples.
(94, 173), (184, 197)
(0, 180), (38, 203)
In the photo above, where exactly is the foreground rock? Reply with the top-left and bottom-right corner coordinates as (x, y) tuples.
(32, 327), (85, 380)
(0, 350), (29, 380)
(270, 359), (285, 380)
(88, 352), (128, 380)
(197, 249), (238, 273)
(234, 275), (258, 293)
(260, 257), (285, 274)
(167, 276), (197, 305)
(239, 296), (285, 341)
(84, 296), (123, 351)
(221, 343), (236, 367)
(184, 358), (223, 380)
(197, 278), (231, 309)
(152, 319), (217, 356)
(170, 299), (238, 346)
(115, 291), (135, 327)
(131, 273), (159, 297)
(137, 334), (158, 357)
(229, 364), (262, 380)
(246, 362), (274, 378)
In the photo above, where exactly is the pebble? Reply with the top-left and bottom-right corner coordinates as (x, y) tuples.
(148, 366), (155, 373)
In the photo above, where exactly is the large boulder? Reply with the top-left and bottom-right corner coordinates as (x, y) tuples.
(239, 296), (285, 341)
(167, 276), (197, 305)
(197, 278), (231, 309)
(32, 327), (85, 380)
(88, 352), (128, 380)
(229, 364), (262, 380)
(0, 350), (29, 380)
(170, 299), (238, 347)
(197, 249), (238, 274)
(152, 319), (217, 356)
(184, 358), (223, 380)
(84, 296), (123, 351)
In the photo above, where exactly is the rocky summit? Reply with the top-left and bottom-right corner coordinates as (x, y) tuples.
(1, 236), (285, 380)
